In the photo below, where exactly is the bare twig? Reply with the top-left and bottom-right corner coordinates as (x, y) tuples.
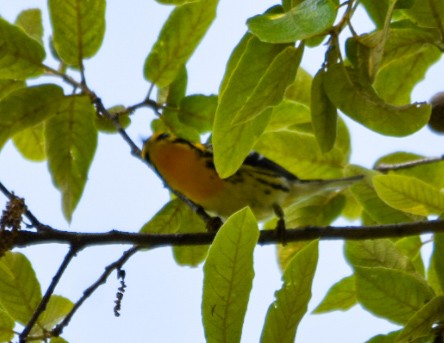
(52, 246), (139, 337)
(376, 155), (444, 172)
(19, 247), (78, 342)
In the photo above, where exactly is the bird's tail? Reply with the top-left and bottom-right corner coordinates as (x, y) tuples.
(285, 175), (363, 206)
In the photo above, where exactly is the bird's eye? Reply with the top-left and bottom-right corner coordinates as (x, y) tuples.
(156, 133), (170, 141)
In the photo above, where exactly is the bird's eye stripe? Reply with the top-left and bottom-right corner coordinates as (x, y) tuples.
(156, 133), (170, 141)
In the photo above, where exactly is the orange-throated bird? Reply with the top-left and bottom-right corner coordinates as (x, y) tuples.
(142, 132), (361, 220)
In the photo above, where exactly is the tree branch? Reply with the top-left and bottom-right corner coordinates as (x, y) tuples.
(52, 246), (139, 337)
(376, 155), (444, 172)
(5, 220), (444, 250)
(19, 247), (78, 342)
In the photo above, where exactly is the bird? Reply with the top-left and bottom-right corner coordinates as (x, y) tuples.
(141, 132), (362, 221)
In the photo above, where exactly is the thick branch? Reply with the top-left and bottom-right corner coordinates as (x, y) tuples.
(6, 220), (444, 250)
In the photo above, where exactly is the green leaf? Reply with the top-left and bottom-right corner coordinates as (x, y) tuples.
(202, 208), (259, 343)
(50, 337), (69, 343)
(0, 306), (14, 342)
(373, 174), (444, 216)
(395, 295), (444, 343)
(365, 330), (403, 343)
(49, 0), (106, 66)
(0, 85), (64, 150)
(254, 121), (350, 179)
(140, 198), (187, 234)
(265, 100), (311, 132)
(310, 68), (337, 152)
(0, 252), (42, 325)
(323, 62), (431, 136)
(31, 295), (73, 335)
(247, 0), (337, 43)
(231, 45), (303, 125)
(396, 236), (425, 276)
(156, 0), (200, 5)
(0, 79), (25, 100)
(374, 44), (441, 105)
(95, 106), (131, 134)
(13, 123), (46, 161)
(313, 275), (356, 313)
(402, 0), (444, 28)
(345, 239), (416, 272)
(0, 17), (45, 79)
(15, 8), (44, 44)
(283, 67), (312, 105)
(179, 94), (217, 133)
(432, 233), (444, 293)
(348, 168), (422, 224)
(355, 266), (435, 324)
(144, 0), (218, 87)
(46, 95), (98, 222)
(173, 199), (208, 267)
(165, 65), (188, 107)
(260, 240), (318, 343)
(212, 35), (289, 178)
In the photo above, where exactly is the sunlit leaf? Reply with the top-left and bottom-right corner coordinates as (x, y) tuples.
(395, 236), (425, 276)
(13, 123), (45, 161)
(323, 62), (431, 136)
(355, 266), (435, 324)
(202, 208), (259, 343)
(46, 95), (98, 222)
(395, 295), (444, 343)
(0, 252), (42, 325)
(0, 305), (14, 342)
(345, 239), (416, 272)
(313, 275), (356, 313)
(260, 240), (318, 343)
(212, 35), (289, 178)
(49, 0), (106, 66)
(0, 17), (45, 79)
(254, 120), (350, 179)
(0, 85), (64, 150)
(231, 45), (302, 125)
(373, 174), (444, 216)
(15, 8), (43, 44)
(247, 0), (337, 43)
(179, 94), (217, 133)
(31, 295), (73, 335)
(144, 0), (218, 87)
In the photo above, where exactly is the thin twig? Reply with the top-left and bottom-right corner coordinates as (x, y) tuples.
(19, 247), (78, 342)
(52, 246), (139, 337)
(376, 155), (444, 172)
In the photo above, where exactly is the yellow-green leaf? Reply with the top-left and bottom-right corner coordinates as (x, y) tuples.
(345, 239), (416, 272)
(202, 208), (259, 343)
(0, 79), (25, 100)
(355, 266), (435, 324)
(179, 94), (217, 133)
(0, 85), (64, 150)
(46, 95), (98, 222)
(313, 275), (357, 313)
(254, 122), (350, 179)
(311, 68), (337, 152)
(15, 8), (43, 44)
(0, 17), (44, 79)
(0, 306), (14, 342)
(395, 295), (444, 343)
(323, 62), (431, 136)
(260, 240), (318, 343)
(49, 0), (106, 66)
(12, 123), (45, 161)
(373, 174), (444, 216)
(432, 233), (444, 292)
(247, 0), (337, 43)
(212, 35), (289, 178)
(144, 0), (218, 87)
(0, 252), (42, 325)
(30, 295), (73, 336)
(231, 45), (303, 125)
